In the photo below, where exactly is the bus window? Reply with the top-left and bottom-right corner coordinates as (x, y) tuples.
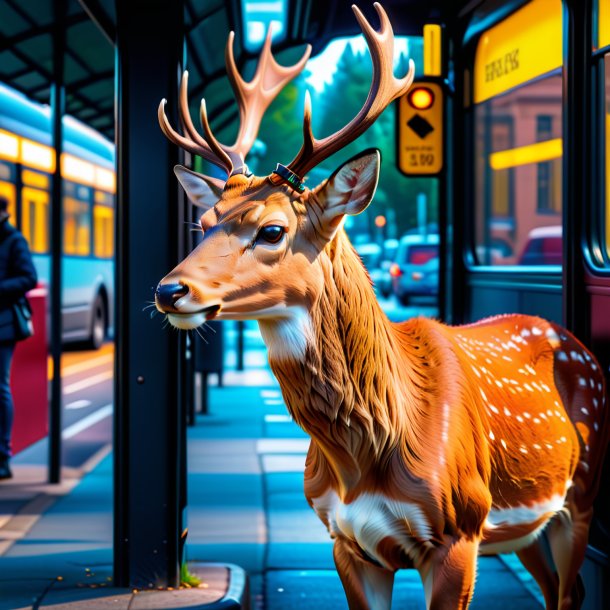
(0, 180), (16, 226)
(93, 204), (114, 258)
(64, 196), (91, 256)
(472, 0), (563, 266)
(21, 187), (49, 253)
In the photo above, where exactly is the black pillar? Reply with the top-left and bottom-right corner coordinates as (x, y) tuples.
(563, 0), (591, 339)
(49, 0), (66, 484)
(114, 0), (185, 589)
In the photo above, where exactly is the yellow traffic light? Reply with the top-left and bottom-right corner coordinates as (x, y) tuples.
(408, 87), (435, 110)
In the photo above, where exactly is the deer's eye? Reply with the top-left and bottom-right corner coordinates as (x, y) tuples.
(257, 225), (285, 245)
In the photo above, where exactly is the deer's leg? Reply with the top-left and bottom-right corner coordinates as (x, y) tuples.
(333, 538), (395, 610)
(420, 537), (479, 610)
(515, 536), (559, 610)
(547, 501), (592, 610)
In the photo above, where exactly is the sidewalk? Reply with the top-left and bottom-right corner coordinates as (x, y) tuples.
(0, 362), (544, 609)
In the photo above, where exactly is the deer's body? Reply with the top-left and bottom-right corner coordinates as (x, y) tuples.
(264, 230), (606, 584)
(154, 5), (608, 607)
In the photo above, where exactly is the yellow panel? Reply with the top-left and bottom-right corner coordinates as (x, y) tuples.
(0, 181), (17, 225)
(489, 138), (562, 170)
(398, 82), (443, 175)
(0, 130), (19, 162)
(424, 24), (442, 77)
(474, 0), (562, 104)
(95, 167), (116, 193)
(20, 139), (55, 172)
(22, 169), (50, 189)
(62, 153), (95, 186)
(600, 0), (610, 48)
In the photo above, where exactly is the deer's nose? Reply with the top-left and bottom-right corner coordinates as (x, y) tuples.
(156, 283), (189, 309)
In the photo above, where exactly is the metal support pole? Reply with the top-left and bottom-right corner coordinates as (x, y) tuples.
(49, 0), (66, 485)
(114, 0), (185, 589)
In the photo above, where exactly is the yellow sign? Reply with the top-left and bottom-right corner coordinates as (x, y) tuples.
(424, 24), (442, 77)
(474, 0), (562, 104)
(600, 0), (610, 48)
(398, 82), (443, 175)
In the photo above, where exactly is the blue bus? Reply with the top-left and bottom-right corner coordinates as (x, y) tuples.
(0, 83), (114, 349)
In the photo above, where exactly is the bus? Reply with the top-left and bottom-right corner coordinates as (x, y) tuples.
(0, 83), (114, 349)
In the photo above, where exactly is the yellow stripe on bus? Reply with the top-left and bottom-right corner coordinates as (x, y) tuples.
(474, 0), (562, 104)
(489, 138), (562, 171)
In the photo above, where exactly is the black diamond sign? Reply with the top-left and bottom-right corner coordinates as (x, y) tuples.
(407, 114), (434, 139)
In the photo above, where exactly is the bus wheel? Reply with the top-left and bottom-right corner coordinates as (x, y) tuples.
(88, 294), (106, 350)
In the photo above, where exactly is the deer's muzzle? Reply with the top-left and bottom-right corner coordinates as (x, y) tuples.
(155, 282), (189, 311)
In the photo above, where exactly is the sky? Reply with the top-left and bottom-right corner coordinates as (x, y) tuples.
(304, 35), (411, 91)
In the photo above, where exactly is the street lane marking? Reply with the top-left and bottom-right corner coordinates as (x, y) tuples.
(63, 370), (114, 395)
(264, 414), (292, 423)
(264, 399), (284, 406)
(62, 404), (113, 439)
(261, 390), (281, 398)
(65, 399), (92, 410)
(49, 352), (114, 380)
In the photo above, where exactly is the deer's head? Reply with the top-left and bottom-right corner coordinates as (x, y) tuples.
(155, 3), (414, 331)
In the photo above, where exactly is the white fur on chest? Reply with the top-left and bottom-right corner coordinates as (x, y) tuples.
(311, 489), (433, 568)
(259, 306), (314, 361)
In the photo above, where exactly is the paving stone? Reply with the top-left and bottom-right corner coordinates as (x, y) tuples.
(39, 587), (132, 609)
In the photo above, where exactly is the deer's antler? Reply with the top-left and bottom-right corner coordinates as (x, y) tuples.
(158, 28), (311, 178)
(275, 3), (415, 185)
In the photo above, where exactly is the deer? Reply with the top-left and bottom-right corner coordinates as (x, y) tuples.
(154, 4), (609, 609)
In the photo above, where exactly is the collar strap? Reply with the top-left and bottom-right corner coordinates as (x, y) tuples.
(272, 163), (305, 193)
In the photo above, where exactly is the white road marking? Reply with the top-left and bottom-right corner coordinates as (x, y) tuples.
(63, 370), (114, 395)
(264, 414), (292, 423)
(62, 404), (113, 439)
(65, 399), (92, 410)
(61, 353), (113, 377)
(261, 390), (281, 398)
(264, 399), (284, 406)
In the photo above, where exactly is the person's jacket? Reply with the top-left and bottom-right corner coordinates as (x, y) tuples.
(0, 221), (37, 311)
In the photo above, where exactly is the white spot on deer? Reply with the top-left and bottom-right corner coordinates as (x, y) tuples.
(480, 389), (487, 401)
(578, 377), (587, 388)
(471, 366), (481, 378)
(532, 327), (543, 336)
(593, 398), (599, 409)
(581, 407), (589, 416)
(539, 412), (547, 420)
(594, 422), (599, 432)
(524, 384), (534, 392)
(516, 415), (524, 423)
(521, 329), (531, 337)
(525, 364), (536, 375)
(545, 327), (560, 347)
(533, 443), (542, 450)
(502, 356), (512, 362)
(547, 409), (553, 417)
(489, 430), (495, 441)
(489, 405), (499, 415)
(557, 351), (568, 362)
(524, 412), (531, 419)
(495, 380), (503, 388)
(545, 443), (553, 450)
(591, 362), (597, 371)
(504, 407), (511, 417)
(597, 382), (603, 392)
(500, 439), (508, 450)
(519, 446), (528, 454)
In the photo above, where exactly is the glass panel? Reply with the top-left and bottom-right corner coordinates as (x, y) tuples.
(474, 73), (563, 266)
(64, 196), (91, 256)
(21, 187), (49, 253)
(0, 180), (16, 226)
(94, 204), (114, 259)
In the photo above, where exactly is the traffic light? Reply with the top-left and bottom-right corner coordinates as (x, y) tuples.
(397, 81), (443, 176)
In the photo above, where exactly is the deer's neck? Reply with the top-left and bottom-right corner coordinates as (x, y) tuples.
(259, 231), (423, 497)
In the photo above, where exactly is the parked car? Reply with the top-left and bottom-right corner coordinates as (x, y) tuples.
(390, 234), (439, 304)
(376, 239), (399, 298)
(518, 225), (562, 265)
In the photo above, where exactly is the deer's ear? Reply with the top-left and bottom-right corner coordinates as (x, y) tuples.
(313, 149), (380, 227)
(174, 165), (224, 210)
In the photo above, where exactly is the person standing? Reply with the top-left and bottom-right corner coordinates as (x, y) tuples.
(0, 196), (37, 480)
